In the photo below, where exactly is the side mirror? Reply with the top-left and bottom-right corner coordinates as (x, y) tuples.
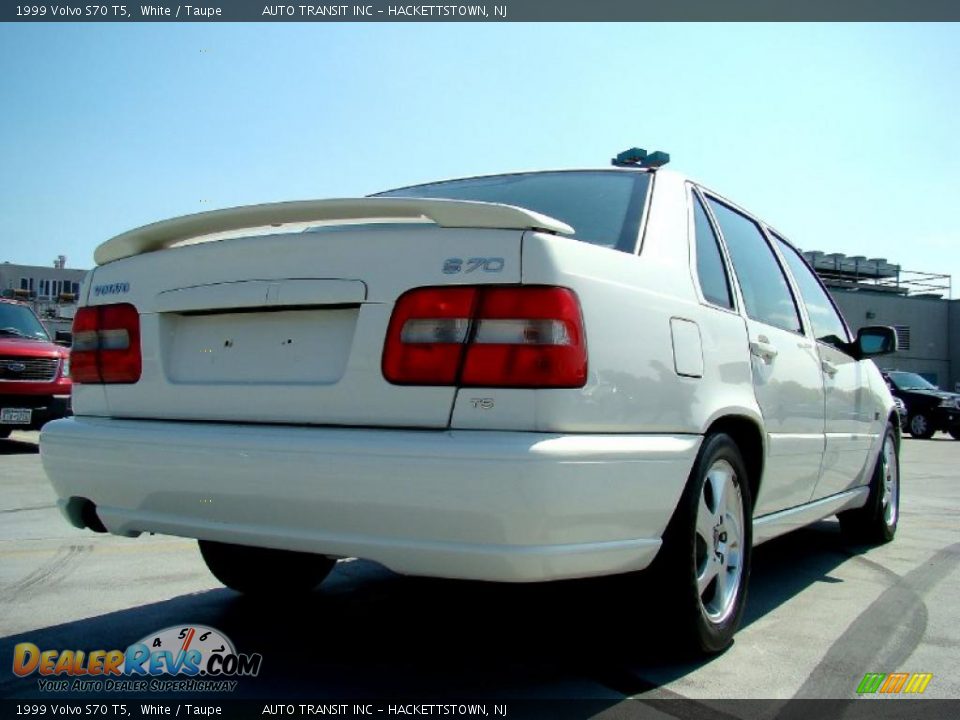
(856, 326), (897, 358)
(55, 330), (73, 347)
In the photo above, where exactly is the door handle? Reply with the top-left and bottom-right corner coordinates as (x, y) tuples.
(821, 360), (838, 378)
(749, 337), (779, 363)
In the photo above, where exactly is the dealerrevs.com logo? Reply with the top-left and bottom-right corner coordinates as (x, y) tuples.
(12, 625), (261, 693)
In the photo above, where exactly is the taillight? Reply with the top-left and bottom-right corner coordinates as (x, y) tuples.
(71, 307), (100, 383)
(71, 304), (141, 384)
(461, 287), (586, 387)
(383, 286), (586, 388)
(382, 287), (476, 385)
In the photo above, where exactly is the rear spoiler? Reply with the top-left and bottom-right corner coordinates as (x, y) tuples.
(94, 198), (575, 265)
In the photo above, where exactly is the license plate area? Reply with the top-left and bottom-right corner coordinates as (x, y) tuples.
(162, 308), (359, 385)
(1, 408), (32, 424)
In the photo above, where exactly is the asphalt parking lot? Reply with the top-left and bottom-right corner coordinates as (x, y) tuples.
(1, 429), (958, 706)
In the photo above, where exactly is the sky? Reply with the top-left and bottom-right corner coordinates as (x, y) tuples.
(0, 22), (958, 295)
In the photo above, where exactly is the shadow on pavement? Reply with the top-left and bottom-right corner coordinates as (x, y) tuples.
(0, 520), (873, 701)
(0, 437), (39, 455)
(592, 519), (863, 695)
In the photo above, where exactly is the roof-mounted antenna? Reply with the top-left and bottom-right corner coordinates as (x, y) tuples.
(611, 147), (670, 169)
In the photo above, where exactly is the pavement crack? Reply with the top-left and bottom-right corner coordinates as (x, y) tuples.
(0, 503), (56, 514)
(0, 543), (92, 604)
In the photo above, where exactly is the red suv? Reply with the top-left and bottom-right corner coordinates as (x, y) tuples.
(0, 299), (71, 437)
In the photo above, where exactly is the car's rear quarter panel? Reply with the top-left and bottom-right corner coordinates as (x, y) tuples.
(458, 171), (759, 437)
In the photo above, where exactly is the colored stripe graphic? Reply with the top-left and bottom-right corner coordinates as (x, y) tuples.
(904, 673), (934, 694)
(880, 673), (909, 693)
(857, 673), (886, 694)
(857, 672), (933, 694)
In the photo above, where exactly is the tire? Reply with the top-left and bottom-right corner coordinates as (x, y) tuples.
(908, 412), (935, 439)
(0, 428), (11, 439)
(838, 422), (899, 544)
(198, 540), (336, 595)
(649, 433), (753, 655)
(949, 428), (960, 441)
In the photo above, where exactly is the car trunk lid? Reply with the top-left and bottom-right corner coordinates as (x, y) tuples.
(80, 200), (571, 428)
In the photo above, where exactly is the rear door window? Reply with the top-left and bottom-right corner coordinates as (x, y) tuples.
(705, 197), (803, 334)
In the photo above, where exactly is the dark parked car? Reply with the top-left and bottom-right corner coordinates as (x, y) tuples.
(882, 370), (960, 439)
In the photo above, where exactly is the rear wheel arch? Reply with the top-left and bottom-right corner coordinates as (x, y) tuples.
(648, 430), (754, 654)
(888, 410), (902, 436)
(703, 415), (763, 512)
(838, 420), (899, 544)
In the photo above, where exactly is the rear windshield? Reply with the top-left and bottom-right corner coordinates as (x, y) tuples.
(0, 302), (50, 341)
(373, 170), (651, 254)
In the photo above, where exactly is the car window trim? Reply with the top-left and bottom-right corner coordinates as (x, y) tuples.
(631, 170), (656, 256)
(686, 184), (739, 315)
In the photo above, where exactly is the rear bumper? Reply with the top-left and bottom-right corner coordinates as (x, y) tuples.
(40, 417), (699, 582)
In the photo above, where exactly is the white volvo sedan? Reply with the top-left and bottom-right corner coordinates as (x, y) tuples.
(41, 148), (900, 654)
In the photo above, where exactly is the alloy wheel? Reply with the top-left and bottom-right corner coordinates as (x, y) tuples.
(694, 459), (744, 624)
(880, 433), (899, 527)
(910, 414), (929, 437)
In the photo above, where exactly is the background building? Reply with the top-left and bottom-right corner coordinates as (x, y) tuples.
(0, 258), (89, 335)
(805, 251), (960, 392)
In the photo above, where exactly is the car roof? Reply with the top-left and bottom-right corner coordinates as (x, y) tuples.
(373, 165), (662, 195)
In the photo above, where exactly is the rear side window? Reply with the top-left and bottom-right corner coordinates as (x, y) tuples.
(692, 192), (733, 309)
(773, 234), (850, 345)
(706, 197), (803, 334)
(373, 171), (651, 254)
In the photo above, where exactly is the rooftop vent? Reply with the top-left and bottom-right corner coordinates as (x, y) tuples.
(801, 250), (950, 297)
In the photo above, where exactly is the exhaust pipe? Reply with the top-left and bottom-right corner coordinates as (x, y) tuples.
(63, 497), (108, 533)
